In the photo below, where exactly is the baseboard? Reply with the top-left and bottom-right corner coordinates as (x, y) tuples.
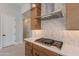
(15, 41), (24, 45)
(0, 47), (2, 49)
(0, 41), (24, 49)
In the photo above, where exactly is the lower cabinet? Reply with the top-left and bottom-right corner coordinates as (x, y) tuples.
(33, 49), (46, 56)
(25, 41), (59, 56)
(33, 43), (59, 56)
(25, 45), (33, 56)
(25, 41), (33, 56)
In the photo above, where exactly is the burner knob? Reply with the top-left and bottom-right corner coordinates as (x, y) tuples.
(44, 42), (49, 45)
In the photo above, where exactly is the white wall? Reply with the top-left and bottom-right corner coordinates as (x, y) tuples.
(54, 3), (66, 16)
(0, 3), (17, 16)
(41, 3), (79, 47)
(21, 3), (32, 38)
(21, 3), (31, 14)
(15, 6), (23, 43)
(41, 3), (54, 16)
(23, 17), (32, 38)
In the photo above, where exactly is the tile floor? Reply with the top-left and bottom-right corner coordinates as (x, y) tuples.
(0, 43), (25, 56)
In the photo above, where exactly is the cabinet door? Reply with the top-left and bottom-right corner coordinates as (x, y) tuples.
(25, 45), (33, 56)
(25, 45), (29, 56)
(28, 46), (33, 56)
(66, 3), (79, 30)
(25, 41), (33, 56)
(31, 4), (41, 30)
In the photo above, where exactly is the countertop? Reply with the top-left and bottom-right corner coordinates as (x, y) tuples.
(24, 37), (79, 56)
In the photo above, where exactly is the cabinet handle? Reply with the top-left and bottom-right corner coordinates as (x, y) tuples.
(35, 53), (39, 56)
(31, 50), (33, 55)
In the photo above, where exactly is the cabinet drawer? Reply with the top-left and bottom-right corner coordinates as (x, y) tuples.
(33, 43), (58, 56)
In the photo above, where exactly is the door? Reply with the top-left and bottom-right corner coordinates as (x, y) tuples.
(0, 15), (16, 47)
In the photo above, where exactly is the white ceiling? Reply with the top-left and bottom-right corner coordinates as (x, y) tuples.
(2, 3), (29, 8)
(12, 3), (29, 8)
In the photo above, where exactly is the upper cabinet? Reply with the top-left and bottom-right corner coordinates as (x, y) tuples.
(66, 3), (79, 30)
(31, 3), (41, 30)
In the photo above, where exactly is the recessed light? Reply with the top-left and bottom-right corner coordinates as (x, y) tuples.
(32, 4), (36, 7)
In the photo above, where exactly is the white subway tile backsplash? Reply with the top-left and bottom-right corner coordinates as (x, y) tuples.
(32, 30), (44, 38)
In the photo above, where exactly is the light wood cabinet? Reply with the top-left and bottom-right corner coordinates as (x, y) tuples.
(33, 49), (46, 56)
(31, 3), (41, 30)
(25, 41), (59, 56)
(25, 41), (33, 56)
(66, 3), (79, 30)
(33, 43), (59, 56)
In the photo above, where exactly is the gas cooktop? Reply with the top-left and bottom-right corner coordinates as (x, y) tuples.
(35, 38), (63, 49)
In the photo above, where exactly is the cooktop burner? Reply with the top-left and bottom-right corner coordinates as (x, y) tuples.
(35, 38), (63, 49)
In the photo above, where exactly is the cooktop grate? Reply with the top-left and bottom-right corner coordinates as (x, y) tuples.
(35, 38), (63, 49)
